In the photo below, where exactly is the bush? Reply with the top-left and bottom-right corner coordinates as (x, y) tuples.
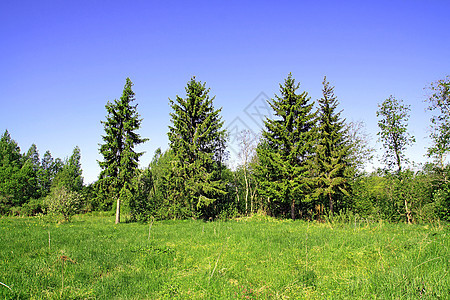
(433, 188), (450, 221)
(44, 186), (83, 221)
(20, 198), (44, 216)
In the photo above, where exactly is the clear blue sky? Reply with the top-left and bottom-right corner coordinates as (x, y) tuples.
(1, 0), (450, 183)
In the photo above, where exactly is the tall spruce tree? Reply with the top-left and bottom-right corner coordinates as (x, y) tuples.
(98, 78), (148, 223)
(314, 77), (350, 215)
(168, 77), (226, 218)
(256, 74), (316, 219)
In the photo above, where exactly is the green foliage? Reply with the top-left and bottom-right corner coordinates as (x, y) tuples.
(425, 76), (450, 167)
(147, 149), (183, 219)
(128, 168), (154, 222)
(4, 75), (450, 224)
(52, 146), (83, 192)
(351, 169), (435, 223)
(20, 198), (45, 216)
(44, 186), (83, 221)
(98, 78), (148, 221)
(376, 96), (415, 172)
(0, 130), (26, 208)
(0, 131), (45, 209)
(424, 163), (450, 221)
(168, 77), (227, 218)
(433, 187), (450, 221)
(344, 121), (375, 175)
(314, 77), (351, 214)
(38, 151), (63, 196)
(0, 130), (75, 215)
(256, 73), (316, 219)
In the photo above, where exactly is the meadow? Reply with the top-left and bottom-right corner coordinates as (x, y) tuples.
(0, 214), (449, 299)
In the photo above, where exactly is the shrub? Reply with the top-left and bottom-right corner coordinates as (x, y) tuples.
(20, 198), (44, 216)
(44, 186), (83, 221)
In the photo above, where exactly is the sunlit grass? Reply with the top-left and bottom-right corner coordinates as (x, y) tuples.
(0, 214), (448, 299)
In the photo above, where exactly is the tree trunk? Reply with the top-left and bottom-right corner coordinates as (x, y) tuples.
(395, 149), (402, 173)
(291, 199), (295, 220)
(328, 193), (334, 216)
(115, 198), (121, 224)
(244, 166), (249, 215)
(405, 199), (412, 224)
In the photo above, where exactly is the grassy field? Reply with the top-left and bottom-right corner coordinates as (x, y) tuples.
(0, 214), (449, 299)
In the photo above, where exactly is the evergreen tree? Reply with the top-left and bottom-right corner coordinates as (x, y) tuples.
(314, 77), (350, 215)
(39, 150), (61, 196)
(0, 130), (22, 169)
(0, 130), (24, 211)
(52, 146), (83, 192)
(98, 78), (148, 223)
(168, 77), (226, 218)
(24, 144), (40, 171)
(256, 74), (316, 219)
(22, 144), (41, 198)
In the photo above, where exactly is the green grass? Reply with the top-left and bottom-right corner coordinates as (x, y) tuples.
(0, 214), (449, 299)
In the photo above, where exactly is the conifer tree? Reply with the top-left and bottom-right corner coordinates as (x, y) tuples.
(256, 74), (316, 219)
(0, 130), (24, 209)
(39, 151), (56, 196)
(168, 77), (226, 217)
(24, 144), (40, 171)
(314, 77), (350, 215)
(39, 151), (63, 196)
(98, 78), (148, 223)
(20, 144), (41, 200)
(53, 146), (83, 192)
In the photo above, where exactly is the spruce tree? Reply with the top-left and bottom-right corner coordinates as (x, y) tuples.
(24, 144), (40, 172)
(0, 130), (24, 209)
(314, 77), (350, 215)
(168, 77), (226, 217)
(98, 78), (148, 223)
(256, 74), (316, 219)
(39, 151), (63, 196)
(53, 146), (83, 192)
(20, 144), (41, 200)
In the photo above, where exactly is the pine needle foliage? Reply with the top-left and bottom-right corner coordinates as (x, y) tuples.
(98, 78), (148, 222)
(256, 73), (316, 219)
(314, 77), (350, 215)
(168, 77), (226, 218)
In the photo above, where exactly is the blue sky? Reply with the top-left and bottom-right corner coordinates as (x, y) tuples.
(1, 0), (450, 183)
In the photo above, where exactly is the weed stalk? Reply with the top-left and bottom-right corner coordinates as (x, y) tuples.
(0, 281), (11, 291)
(148, 217), (154, 241)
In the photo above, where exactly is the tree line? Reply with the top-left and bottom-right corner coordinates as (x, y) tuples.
(1, 75), (449, 223)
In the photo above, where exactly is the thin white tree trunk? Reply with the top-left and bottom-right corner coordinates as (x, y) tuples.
(115, 198), (120, 224)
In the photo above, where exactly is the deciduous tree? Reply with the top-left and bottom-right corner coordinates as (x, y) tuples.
(425, 76), (450, 168)
(376, 96), (415, 173)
